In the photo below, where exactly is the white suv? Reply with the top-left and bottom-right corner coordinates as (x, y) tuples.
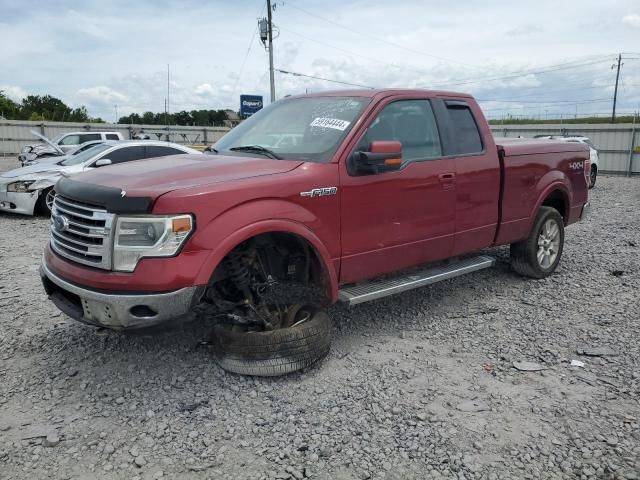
(535, 135), (599, 188)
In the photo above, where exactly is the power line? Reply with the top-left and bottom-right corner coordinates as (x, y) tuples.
(275, 68), (376, 89)
(278, 25), (402, 69)
(427, 56), (612, 88)
(478, 97), (612, 104)
(233, 1), (266, 94)
(286, 2), (475, 67)
(482, 98), (613, 112)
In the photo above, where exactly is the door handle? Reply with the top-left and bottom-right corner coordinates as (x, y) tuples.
(438, 173), (455, 189)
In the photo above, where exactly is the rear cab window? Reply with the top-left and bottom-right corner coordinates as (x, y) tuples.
(444, 101), (483, 155)
(106, 134), (120, 140)
(79, 133), (102, 143)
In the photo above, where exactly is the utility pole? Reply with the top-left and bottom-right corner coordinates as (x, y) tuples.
(611, 53), (623, 123)
(267, 0), (275, 102)
(114, 104), (118, 123)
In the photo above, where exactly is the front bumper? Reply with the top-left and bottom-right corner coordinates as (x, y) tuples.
(580, 201), (591, 220)
(40, 257), (204, 330)
(0, 190), (40, 215)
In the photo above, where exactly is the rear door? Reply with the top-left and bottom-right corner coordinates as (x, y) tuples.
(435, 99), (500, 255)
(339, 97), (457, 284)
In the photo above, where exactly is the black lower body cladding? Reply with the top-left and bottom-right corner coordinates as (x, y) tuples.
(55, 177), (153, 214)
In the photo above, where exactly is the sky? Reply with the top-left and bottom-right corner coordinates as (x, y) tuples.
(1, 0), (639, 122)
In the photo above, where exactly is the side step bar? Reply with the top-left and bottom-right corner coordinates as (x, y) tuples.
(338, 255), (496, 306)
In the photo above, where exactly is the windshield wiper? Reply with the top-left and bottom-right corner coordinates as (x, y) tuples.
(229, 145), (282, 159)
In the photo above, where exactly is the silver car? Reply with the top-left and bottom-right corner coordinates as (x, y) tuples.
(21, 140), (106, 167)
(0, 141), (201, 216)
(18, 130), (124, 164)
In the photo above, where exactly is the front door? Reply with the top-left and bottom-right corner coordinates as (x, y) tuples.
(339, 98), (457, 284)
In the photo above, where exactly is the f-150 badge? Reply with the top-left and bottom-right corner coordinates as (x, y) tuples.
(300, 187), (337, 198)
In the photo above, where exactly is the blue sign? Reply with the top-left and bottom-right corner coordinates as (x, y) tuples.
(240, 95), (263, 117)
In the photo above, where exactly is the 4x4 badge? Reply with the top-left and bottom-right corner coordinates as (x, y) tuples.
(300, 187), (337, 198)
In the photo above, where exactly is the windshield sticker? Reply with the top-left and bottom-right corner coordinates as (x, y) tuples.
(310, 117), (351, 131)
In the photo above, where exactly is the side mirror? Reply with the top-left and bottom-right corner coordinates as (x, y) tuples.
(349, 140), (402, 175)
(95, 159), (112, 167)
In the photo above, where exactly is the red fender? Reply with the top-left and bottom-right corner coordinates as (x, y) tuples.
(192, 218), (339, 303)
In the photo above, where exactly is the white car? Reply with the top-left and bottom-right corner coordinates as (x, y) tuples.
(1, 141), (201, 216)
(535, 135), (599, 188)
(18, 130), (125, 164)
(20, 140), (106, 167)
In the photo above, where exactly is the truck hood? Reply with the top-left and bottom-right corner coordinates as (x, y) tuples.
(0, 162), (65, 179)
(70, 154), (304, 198)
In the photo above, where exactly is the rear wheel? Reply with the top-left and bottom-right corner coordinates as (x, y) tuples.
(510, 206), (564, 279)
(589, 165), (597, 189)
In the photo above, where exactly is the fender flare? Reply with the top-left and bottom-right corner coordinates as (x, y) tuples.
(527, 177), (571, 233)
(193, 218), (339, 303)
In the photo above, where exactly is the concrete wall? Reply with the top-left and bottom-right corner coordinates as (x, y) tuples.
(490, 123), (638, 175)
(0, 119), (230, 155)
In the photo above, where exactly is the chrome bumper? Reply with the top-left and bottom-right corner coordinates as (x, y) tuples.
(40, 258), (203, 330)
(580, 201), (591, 220)
(0, 190), (40, 215)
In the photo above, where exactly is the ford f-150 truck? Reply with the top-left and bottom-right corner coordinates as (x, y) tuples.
(40, 89), (590, 376)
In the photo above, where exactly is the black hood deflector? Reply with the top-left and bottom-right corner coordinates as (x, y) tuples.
(55, 177), (153, 214)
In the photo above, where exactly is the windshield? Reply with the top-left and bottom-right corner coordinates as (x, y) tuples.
(214, 96), (369, 162)
(60, 144), (112, 166)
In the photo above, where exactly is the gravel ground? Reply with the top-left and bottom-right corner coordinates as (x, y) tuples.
(0, 165), (638, 479)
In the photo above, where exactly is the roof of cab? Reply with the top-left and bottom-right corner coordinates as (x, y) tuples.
(285, 88), (474, 100)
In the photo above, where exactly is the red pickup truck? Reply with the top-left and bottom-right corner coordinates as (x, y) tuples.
(41, 89), (590, 376)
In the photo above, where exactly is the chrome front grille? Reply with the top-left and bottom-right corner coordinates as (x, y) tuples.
(50, 195), (115, 269)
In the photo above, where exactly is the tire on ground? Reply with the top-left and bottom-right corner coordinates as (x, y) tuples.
(589, 165), (597, 189)
(210, 310), (331, 376)
(510, 206), (564, 279)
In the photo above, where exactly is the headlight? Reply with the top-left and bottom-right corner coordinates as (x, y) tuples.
(7, 181), (35, 193)
(21, 146), (32, 153)
(113, 214), (193, 272)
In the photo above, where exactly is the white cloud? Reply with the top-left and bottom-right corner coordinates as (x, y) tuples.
(1, 0), (639, 120)
(194, 83), (215, 96)
(622, 13), (640, 28)
(0, 85), (27, 102)
(76, 86), (129, 104)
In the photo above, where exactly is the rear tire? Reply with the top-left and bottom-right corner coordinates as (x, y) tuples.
(510, 206), (564, 279)
(589, 165), (597, 189)
(210, 309), (331, 376)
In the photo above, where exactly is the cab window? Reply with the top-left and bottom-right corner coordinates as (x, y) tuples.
(361, 100), (442, 162)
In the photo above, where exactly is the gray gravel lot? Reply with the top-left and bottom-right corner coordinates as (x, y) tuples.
(0, 158), (638, 479)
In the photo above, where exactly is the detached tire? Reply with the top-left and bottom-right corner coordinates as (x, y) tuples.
(510, 206), (564, 279)
(211, 310), (331, 376)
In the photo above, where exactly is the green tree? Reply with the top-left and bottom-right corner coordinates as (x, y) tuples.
(20, 94), (71, 121)
(174, 110), (191, 125)
(142, 111), (155, 124)
(0, 91), (19, 118)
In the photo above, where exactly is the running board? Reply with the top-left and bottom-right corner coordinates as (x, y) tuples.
(338, 255), (496, 306)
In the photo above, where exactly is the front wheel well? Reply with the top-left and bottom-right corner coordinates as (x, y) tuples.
(541, 189), (568, 224)
(208, 231), (330, 302)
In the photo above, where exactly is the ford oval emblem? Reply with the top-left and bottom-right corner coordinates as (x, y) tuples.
(53, 214), (70, 233)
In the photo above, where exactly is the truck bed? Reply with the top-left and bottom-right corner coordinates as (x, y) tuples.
(494, 137), (589, 246)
